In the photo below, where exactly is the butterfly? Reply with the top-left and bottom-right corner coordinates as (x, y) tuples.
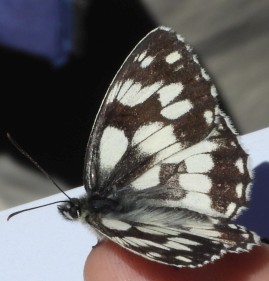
(58, 26), (260, 268)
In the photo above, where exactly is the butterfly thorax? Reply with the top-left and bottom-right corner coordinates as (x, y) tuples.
(89, 193), (120, 213)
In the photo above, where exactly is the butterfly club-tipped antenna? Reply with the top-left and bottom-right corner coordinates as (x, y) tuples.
(6, 133), (72, 220)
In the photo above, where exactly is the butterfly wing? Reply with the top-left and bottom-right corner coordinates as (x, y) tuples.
(82, 26), (259, 266)
(86, 211), (259, 267)
(84, 26), (251, 220)
(84, 25), (218, 192)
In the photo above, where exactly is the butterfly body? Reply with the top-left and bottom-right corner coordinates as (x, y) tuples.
(58, 26), (260, 267)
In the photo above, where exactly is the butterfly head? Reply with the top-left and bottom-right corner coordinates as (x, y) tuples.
(58, 198), (81, 221)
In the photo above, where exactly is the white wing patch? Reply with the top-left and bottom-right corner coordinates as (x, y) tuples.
(203, 110), (214, 125)
(165, 51), (182, 64)
(118, 81), (162, 107)
(179, 174), (212, 193)
(131, 165), (161, 190)
(179, 193), (222, 217)
(119, 82), (142, 105)
(140, 55), (154, 68)
(157, 83), (184, 106)
(137, 225), (180, 236)
(165, 240), (191, 251)
(102, 218), (132, 231)
(132, 122), (163, 146)
(136, 226), (166, 235)
(147, 252), (162, 258)
(185, 154), (214, 173)
(175, 256), (192, 263)
(137, 50), (147, 62)
(168, 237), (201, 246)
(235, 183), (243, 198)
(201, 68), (210, 81)
(123, 237), (170, 250)
(161, 99), (193, 120)
(99, 126), (128, 170)
(235, 158), (244, 173)
(138, 125), (177, 155)
(210, 85), (218, 97)
(226, 202), (237, 217)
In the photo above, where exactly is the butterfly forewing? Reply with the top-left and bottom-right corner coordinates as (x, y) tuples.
(85, 27), (218, 190)
(81, 26), (259, 267)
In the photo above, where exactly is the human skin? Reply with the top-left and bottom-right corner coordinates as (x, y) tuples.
(84, 241), (269, 281)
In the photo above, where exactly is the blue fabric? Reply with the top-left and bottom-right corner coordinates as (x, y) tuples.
(235, 162), (269, 238)
(0, 0), (73, 65)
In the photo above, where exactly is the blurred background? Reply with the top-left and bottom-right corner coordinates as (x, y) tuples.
(1, 0), (269, 211)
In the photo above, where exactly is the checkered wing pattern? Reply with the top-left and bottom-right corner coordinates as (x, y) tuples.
(74, 27), (259, 267)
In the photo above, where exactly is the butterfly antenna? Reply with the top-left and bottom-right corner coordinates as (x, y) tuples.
(7, 200), (69, 221)
(7, 133), (72, 200)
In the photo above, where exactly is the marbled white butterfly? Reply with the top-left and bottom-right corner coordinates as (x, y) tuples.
(58, 26), (260, 268)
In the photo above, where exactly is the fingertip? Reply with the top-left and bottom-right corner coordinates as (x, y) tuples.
(84, 241), (137, 281)
(84, 241), (269, 281)
(84, 241), (132, 281)
(83, 240), (181, 281)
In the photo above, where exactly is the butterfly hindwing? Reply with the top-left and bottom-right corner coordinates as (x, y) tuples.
(86, 210), (259, 267)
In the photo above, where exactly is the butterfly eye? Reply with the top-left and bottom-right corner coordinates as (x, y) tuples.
(69, 206), (80, 219)
(58, 201), (80, 220)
